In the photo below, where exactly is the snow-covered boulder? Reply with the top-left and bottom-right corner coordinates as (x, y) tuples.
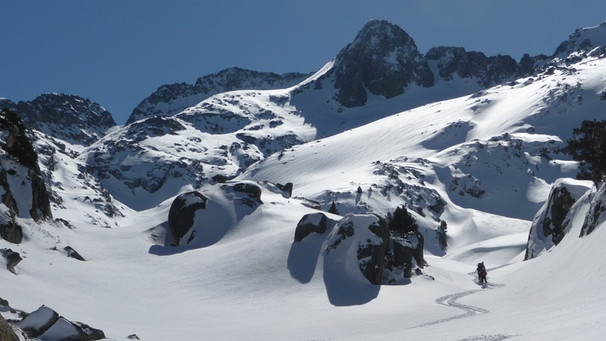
(322, 213), (428, 286)
(16, 305), (59, 338)
(294, 212), (337, 242)
(161, 181), (264, 250)
(579, 181), (606, 237)
(324, 214), (389, 285)
(15, 305), (105, 340)
(525, 178), (592, 259)
(168, 191), (208, 246)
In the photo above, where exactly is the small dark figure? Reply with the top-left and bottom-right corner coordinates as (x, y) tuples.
(477, 262), (487, 286)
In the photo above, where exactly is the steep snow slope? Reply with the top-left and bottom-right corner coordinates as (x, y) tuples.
(242, 57), (606, 222)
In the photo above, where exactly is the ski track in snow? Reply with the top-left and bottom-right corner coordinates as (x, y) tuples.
(413, 277), (505, 334)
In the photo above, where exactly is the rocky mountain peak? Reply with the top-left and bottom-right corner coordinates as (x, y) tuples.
(349, 20), (414, 51)
(553, 21), (606, 60)
(11, 93), (115, 146)
(333, 20), (434, 107)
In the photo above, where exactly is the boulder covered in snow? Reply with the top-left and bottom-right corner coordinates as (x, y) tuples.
(525, 178), (592, 260)
(168, 191), (208, 246)
(225, 182), (263, 207)
(324, 214), (389, 285)
(385, 231), (426, 280)
(322, 214), (427, 285)
(294, 212), (336, 242)
(15, 305), (105, 340)
(579, 182), (606, 237)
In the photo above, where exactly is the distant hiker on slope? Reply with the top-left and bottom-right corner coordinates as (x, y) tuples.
(477, 262), (487, 286)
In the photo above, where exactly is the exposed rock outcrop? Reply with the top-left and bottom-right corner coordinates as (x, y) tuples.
(525, 179), (592, 260)
(426, 46), (544, 87)
(0, 109), (53, 244)
(579, 182), (606, 237)
(0, 314), (19, 341)
(323, 214), (426, 285)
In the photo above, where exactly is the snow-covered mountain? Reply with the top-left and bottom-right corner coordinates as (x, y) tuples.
(0, 93), (116, 146)
(2, 19), (606, 340)
(126, 67), (310, 124)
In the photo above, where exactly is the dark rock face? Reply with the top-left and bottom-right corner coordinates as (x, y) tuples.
(0, 169), (24, 243)
(525, 180), (591, 260)
(541, 187), (575, 245)
(359, 219), (390, 285)
(580, 183), (606, 237)
(334, 20), (434, 107)
(426, 46), (525, 87)
(127, 67), (309, 124)
(323, 214), (426, 285)
(0, 109), (53, 243)
(0, 314), (18, 341)
(168, 191), (208, 246)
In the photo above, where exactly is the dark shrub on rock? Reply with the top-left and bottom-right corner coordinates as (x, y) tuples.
(168, 191), (208, 246)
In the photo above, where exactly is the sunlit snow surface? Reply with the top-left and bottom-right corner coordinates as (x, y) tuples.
(3, 49), (606, 341)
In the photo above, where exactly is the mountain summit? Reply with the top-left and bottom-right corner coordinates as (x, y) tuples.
(333, 20), (434, 107)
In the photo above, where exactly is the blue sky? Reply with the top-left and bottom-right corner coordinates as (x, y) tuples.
(2, 1), (605, 124)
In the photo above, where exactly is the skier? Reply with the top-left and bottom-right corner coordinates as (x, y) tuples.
(477, 262), (487, 286)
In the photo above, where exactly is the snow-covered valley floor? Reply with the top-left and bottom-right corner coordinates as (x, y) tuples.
(2, 183), (604, 341)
